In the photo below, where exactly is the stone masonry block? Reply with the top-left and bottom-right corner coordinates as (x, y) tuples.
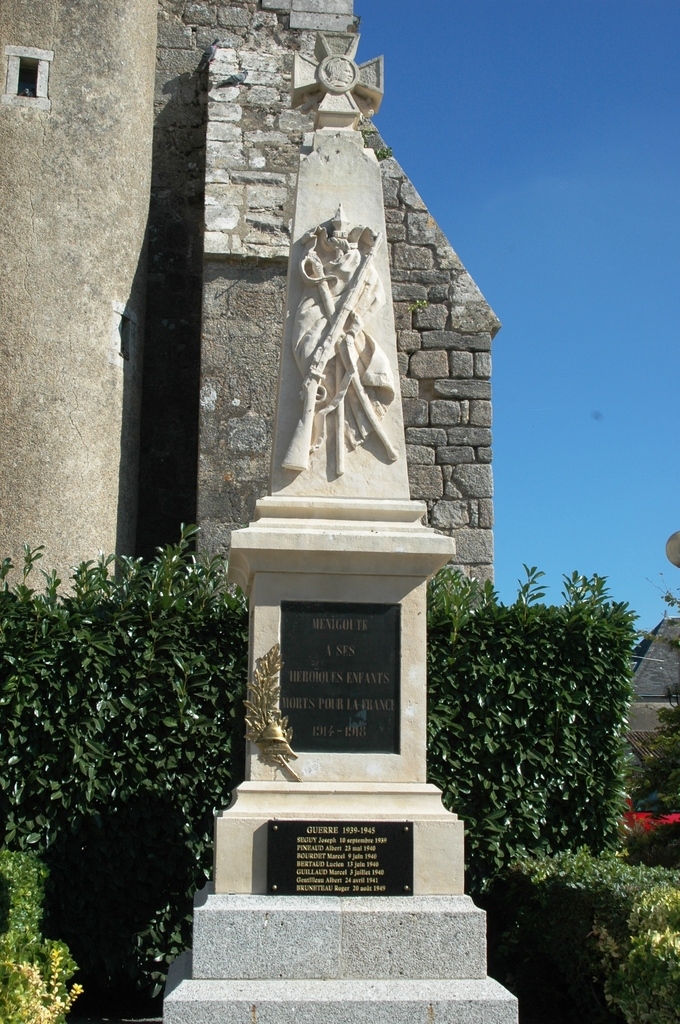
(382, 177), (399, 207)
(431, 501), (470, 529)
(392, 283), (428, 302)
(400, 377), (418, 398)
(185, 3), (217, 26)
(405, 428), (447, 446)
(474, 352), (492, 378)
(436, 446), (475, 465)
(478, 499), (494, 528)
(407, 212), (437, 245)
(157, 19), (194, 49)
(291, 0), (354, 13)
(207, 122), (242, 141)
(469, 401), (492, 427)
(393, 303), (412, 331)
(408, 465), (443, 500)
(400, 180), (427, 210)
(434, 380), (491, 400)
(446, 427), (492, 447)
(451, 464), (493, 498)
(397, 353), (408, 375)
(397, 330), (421, 353)
(262, 0), (291, 8)
(449, 351), (474, 378)
(406, 445), (435, 466)
(401, 399), (428, 427)
(453, 529), (494, 565)
(430, 401), (463, 426)
(393, 245), (434, 271)
(410, 350), (448, 380)
(387, 223), (406, 242)
(289, 11), (356, 29)
(422, 332), (492, 351)
(414, 304), (448, 330)
(477, 447), (492, 463)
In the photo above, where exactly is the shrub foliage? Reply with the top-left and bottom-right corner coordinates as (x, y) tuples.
(0, 530), (248, 997)
(485, 849), (680, 1024)
(0, 849), (81, 1023)
(427, 567), (637, 890)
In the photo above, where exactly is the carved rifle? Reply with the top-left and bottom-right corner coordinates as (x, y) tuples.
(282, 232), (383, 472)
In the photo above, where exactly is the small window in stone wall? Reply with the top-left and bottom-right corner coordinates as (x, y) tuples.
(2, 46), (53, 111)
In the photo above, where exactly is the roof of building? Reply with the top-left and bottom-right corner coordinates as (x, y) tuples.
(632, 616), (680, 700)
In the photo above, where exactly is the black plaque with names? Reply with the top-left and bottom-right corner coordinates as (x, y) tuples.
(267, 820), (414, 896)
(280, 601), (400, 753)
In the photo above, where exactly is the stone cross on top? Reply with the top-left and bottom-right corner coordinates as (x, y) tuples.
(292, 33), (384, 130)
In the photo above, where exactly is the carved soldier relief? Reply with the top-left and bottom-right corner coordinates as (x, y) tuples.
(282, 205), (397, 476)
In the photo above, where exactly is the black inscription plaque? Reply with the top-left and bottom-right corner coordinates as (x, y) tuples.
(280, 601), (400, 753)
(267, 820), (414, 895)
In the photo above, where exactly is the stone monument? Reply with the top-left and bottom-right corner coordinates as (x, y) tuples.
(164, 30), (517, 1024)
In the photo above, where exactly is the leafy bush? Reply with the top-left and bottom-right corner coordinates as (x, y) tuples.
(629, 705), (680, 815)
(427, 568), (637, 891)
(485, 849), (680, 1024)
(604, 886), (680, 1024)
(623, 820), (680, 869)
(0, 849), (81, 1023)
(0, 529), (248, 999)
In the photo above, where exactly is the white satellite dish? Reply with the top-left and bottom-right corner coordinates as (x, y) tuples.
(666, 531), (680, 568)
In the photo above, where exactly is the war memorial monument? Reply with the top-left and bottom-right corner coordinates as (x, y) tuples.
(163, 27), (517, 1024)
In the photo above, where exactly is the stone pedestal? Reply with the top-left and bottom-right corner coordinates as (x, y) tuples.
(164, 890), (517, 1023)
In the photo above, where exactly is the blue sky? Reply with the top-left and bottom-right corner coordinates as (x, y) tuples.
(358, 0), (680, 626)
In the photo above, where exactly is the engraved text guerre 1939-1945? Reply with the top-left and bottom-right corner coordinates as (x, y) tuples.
(279, 601), (400, 753)
(267, 820), (413, 896)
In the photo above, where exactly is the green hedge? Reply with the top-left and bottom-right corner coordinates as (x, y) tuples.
(484, 849), (680, 1024)
(0, 530), (248, 998)
(427, 568), (636, 891)
(0, 849), (81, 1022)
(0, 543), (637, 1000)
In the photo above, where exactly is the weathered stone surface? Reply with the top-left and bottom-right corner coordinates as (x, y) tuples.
(433, 379), (491, 400)
(413, 304), (448, 330)
(406, 212), (437, 245)
(289, 11), (357, 29)
(405, 428), (447, 446)
(446, 427), (492, 447)
(430, 401), (463, 426)
(397, 330), (421, 353)
(449, 351), (474, 378)
(474, 351), (492, 378)
(453, 529), (494, 565)
(469, 401), (492, 427)
(436, 446), (475, 465)
(402, 399), (428, 427)
(421, 331), (492, 351)
(408, 465), (444, 500)
(399, 377), (419, 398)
(406, 445), (435, 466)
(451, 465), (493, 498)
(410, 350), (449, 379)
(393, 244), (434, 271)
(431, 501), (470, 529)
(478, 499), (494, 528)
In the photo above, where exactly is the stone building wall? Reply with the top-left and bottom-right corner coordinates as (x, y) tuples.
(0, 0), (157, 579)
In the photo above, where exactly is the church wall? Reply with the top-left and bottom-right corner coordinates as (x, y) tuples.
(0, 0), (157, 579)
